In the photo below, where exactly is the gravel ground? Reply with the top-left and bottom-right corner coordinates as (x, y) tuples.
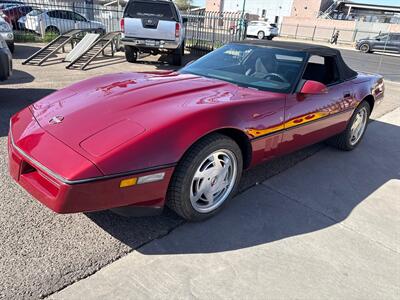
(0, 43), (399, 299)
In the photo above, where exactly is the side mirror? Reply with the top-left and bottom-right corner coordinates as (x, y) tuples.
(300, 80), (328, 95)
(182, 17), (188, 23)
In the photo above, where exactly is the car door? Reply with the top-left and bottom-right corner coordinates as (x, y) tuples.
(389, 34), (400, 53)
(72, 12), (90, 30)
(372, 34), (391, 52)
(246, 22), (258, 36)
(60, 11), (76, 32)
(279, 55), (356, 154)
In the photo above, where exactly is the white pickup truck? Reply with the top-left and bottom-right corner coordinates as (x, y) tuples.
(121, 0), (187, 66)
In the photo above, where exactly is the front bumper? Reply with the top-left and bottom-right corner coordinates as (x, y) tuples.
(8, 111), (175, 214)
(121, 37), (180, 50)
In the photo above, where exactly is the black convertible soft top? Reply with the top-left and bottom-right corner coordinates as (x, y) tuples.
(234, 40), (358, 81)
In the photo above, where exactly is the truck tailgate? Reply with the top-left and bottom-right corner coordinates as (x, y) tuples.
(124, 18), (176, 40)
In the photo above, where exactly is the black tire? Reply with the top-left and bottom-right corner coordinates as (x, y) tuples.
(359, 43), (370, 53)
(45, 26), (60, 35)
(125, 45), (138, 63)
(7, 42), (14, 53)
(267, 36), (273, 40)
(167, 133), (243, 221)
(172, 46), (183, 66)
(257, 31), (265, 40)
(326, 101), (371, 151)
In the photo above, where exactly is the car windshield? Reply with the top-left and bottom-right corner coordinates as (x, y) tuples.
(180, 44), (306, 93)
(28, 9), (43, 16)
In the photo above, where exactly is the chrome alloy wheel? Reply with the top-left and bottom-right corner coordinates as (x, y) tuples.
(190, 150), (238, 213)
(350, 107), (368, 146)
(360, 44), (369, 53)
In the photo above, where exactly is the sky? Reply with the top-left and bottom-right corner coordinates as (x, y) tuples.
(190, 0), (400, 8)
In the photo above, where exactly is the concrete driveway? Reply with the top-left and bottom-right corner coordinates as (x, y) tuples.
(52, 107), (400, 300)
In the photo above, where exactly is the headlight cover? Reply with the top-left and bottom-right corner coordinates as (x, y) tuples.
(0, 21), (11, 33)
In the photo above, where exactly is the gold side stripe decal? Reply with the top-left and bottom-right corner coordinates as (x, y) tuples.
(246, 111), (331, 138)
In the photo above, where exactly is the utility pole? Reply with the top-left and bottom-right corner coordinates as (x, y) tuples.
(241, 0), (247, 19)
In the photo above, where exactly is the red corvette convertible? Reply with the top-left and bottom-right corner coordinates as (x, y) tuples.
(8, 41), (384, 221)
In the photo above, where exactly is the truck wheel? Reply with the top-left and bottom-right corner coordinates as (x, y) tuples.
(125, 45), (138, 63)
(172, 46), (183, 66)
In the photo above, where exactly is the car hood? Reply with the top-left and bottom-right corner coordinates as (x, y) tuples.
(30, 71), (266, 157)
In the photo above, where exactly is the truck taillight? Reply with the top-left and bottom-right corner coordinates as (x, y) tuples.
(120, 18), (124, 31)
(175, 22), (180, 38)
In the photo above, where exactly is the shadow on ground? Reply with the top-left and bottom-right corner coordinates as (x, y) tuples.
(12, 43), (42, 60)
(0, 69), (35, 85)
(88, 120), (399, 255)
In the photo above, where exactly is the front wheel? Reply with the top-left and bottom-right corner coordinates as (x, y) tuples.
(167, 134), (243, 221)
(327, 101), (370, 151)
(7, 42), (14, 53)
(359, 43), (370, 53)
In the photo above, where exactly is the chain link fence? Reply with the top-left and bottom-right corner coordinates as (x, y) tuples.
(1, 1), (247, 52)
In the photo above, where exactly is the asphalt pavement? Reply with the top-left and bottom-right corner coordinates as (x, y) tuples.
(0, 42), (399, 299)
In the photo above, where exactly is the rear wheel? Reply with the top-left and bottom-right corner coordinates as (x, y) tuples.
(167, 134), (243, 221)
(125, 45), (138, 63)
(327, 101), (371, 151)
(257, 31), (265, 40)
(45, 26), (60, 35)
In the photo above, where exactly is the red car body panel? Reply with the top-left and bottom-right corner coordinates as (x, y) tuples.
(8, 68), (384, 214)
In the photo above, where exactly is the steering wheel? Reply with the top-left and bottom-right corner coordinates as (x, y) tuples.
(263, 73), (288, 83)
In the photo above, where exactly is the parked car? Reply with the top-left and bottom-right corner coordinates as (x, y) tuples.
(0, 2), (19, 10)
(8, 41), (384, 221)
(1, 4), (32, 29)
(0, 0), (22, 9)
(246, 21), (278, 40)
(121, 0), (187, 66)
(0, 16), (13, 52)
(356, 33), (400, 53)
(22, 9), (105, 35)
(0, 35), (12, 81)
